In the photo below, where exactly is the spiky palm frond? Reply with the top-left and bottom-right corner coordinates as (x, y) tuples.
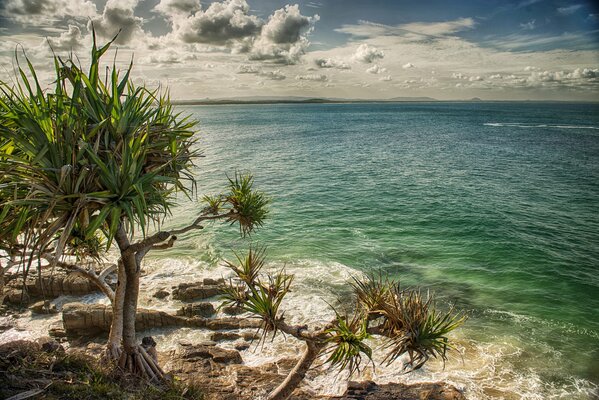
(0, 30), (198, 260)
(324, 312), (373, 377)
(380, 290), (466, 371)
(225, 173), (269, 237)
(224, 246), (266, 286)
(240, 271), (293, 342)
(351, 272), (400, 318)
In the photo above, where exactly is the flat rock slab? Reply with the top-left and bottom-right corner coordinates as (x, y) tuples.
(331, 381), (466, 400)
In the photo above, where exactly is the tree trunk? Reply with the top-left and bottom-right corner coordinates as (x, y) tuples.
(106, 259), (126, 359)
(267, 340), (325, 400)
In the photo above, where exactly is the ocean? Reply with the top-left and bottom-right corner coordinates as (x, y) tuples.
(168, 102), (599, 399)
(4, 102), (598, 399)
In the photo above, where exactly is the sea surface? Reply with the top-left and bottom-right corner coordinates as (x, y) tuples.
(3, 102), (599, 399)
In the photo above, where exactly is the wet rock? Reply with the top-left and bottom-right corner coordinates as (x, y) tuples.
(29, 300), (58, 314)
(153, 289), (170, 299)
(4, 288), (30, 305)
(176, 303), (216, 318)
(331, 381), (466, 400)
(172, 282), (224, 301)
(205, 317), (259, 330)
(178, 344), (242, 365)
(210, 332), (241, 342)
(4, 272), (101, 306)
(234, 343), (250, 351)
(221, 305), (245, 316)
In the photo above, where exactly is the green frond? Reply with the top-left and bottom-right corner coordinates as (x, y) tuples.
(223, 246), (266, 286)
(324, 311), (373, 376)
(225, 173), (269, 237)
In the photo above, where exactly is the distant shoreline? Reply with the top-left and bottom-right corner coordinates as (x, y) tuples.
(172, 98), (599, 106)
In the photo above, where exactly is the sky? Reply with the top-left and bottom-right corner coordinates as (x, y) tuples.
(0, 0), (598, 101)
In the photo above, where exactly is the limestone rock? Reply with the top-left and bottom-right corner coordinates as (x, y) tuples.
(172, 282), (224, 301)
(210, 332), (241, 342)
(221, 305), (245, 316)
(30, 300), (58, 314)
(176, 303), (216, 318)
(332, 381), (466, 400)
(153, 289), (170, 299)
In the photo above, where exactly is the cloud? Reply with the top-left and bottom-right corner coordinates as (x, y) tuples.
(314, 57), (350, 69)
(402, 62), (414, 69)
(154, 0), (200, 17)
(2, 0), (97, 25)
(353, 44), (384, 63)
(366, 64), (387, 74)
(295, 73), (327, 81)
(379, 75), (392, 81)
(557, 4), (583, 15)
(398, 17), (476, 37)
(176, 0), (261, 44)
(47, 24), (84, 51)
(89, 0), (144, 45)
(520, 20), (536, 30)
(237, 64), (259, 73)
(249, 4), (319, 64)
(259, 69), (286, 80)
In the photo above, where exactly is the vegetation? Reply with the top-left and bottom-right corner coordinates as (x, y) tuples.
(0, 341), (204, 399)
(222, 256), (466, 400)
(0, 32), (268, 380)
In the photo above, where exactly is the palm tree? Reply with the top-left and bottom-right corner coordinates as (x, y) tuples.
(0, 32), (268, 379)
(221, 255), (465, 400)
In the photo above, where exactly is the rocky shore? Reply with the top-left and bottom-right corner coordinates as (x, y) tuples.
(1, 271), (467, 400)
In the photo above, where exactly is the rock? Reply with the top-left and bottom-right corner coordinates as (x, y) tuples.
(210, 332), (241, 342)
(4, 288), (30, 305)
(172, 282), (224, 301)
(178, 344), (242, 365)
(48, 321), (68, 338)
(153, 289), (170, 299)
(203, 278), (225, 286)
(241, 331), (260, 341)
(234, 343), (250, 351)
(332, 381), (466, 400)
(37, 337), (64, 353)
(221, 305), (245, 316)
(176, 303), (216, 318)
(30, 300), (58, 314)
(61, 303), (261, 336)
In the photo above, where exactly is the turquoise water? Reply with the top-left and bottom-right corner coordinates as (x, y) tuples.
(163, 102), (599, 398)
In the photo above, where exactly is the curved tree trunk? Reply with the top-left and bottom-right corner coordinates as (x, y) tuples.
(267, 340), (325, 400)
(106, 259), (126, 360)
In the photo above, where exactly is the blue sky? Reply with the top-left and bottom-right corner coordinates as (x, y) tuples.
(1, 0), (598, 100)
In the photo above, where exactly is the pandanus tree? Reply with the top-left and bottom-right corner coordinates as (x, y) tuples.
(221, 248), (466, 400)
(0, 33), (268, 379)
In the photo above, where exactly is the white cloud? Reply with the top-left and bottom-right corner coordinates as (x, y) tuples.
(249, 4), (319, 64)
(402, 62), (414, 69)
(520, 19), (536, 30)
(295, 73), (327, 81)
(237, 64), (259, 73)
(314, 57), (350, 69)
(379, 75), (392, 81)
(47, 24), (84, 51)
(398, 17), (476, 36)
(154, 0), (200, 17)
(557, 4), (583, 15)
(259, 69), (286, 80)
(176, 0), (262, 45)
(366, 64), (387, 74)
(89, 0), (144, 45)
(353, 44), (384, 63)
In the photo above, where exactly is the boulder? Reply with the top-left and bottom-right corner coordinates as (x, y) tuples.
(172, 282), (224, 301)
(210, 332), (241, 342)
(221, 305), (245, 316)
(176, 303), (216, 318)
(153, 289), (170, 299)
(30, 300), (58, 314)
